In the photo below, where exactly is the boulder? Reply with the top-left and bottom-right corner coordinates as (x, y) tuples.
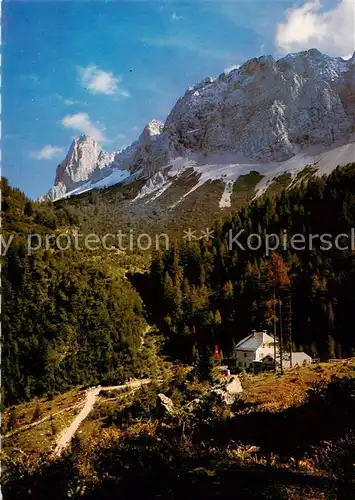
(211, 387), (235, 405)
(156, 393), (174, 415)
(211, 376), (243, 405)
(226, 376), (243, 395)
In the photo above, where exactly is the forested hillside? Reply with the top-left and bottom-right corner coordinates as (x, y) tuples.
(3, 166), (355, 499)
(142, 163), (355, 363)
(1, 178), (146, 406)
(3, 163), (355, 406)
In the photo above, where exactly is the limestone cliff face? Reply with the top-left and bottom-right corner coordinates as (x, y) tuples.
(162, 49), (355, 163)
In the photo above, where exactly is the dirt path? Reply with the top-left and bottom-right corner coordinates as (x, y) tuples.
(53, 379), (151, 457)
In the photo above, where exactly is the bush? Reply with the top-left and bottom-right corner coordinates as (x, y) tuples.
(108, 384), (160, 427)
(231, 393), (256, 414)
(310, 432), (355, 497)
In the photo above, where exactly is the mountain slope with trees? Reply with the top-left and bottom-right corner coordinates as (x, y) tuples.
(140, 163), (355, 363)
(1, 178), (146, 406)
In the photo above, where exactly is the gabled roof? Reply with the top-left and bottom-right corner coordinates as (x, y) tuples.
(235, 331), (275, 352)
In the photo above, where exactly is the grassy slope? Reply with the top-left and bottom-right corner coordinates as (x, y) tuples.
(241, 358), (355, 411)
(290, 164), (317, 188)
(2, 388), (86, 456)
(4, 359), (355, 459)
(263, 173), (293, 199)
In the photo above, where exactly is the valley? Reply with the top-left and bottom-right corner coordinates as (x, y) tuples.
(3, 160), (355, 498)
(2, 45), (355, 499)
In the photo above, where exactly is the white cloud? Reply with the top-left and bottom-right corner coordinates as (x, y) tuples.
(276, 0), (355, 57)
(78, 64), (130, 97)
(21, 74), (40, 84)
(61, 113), (108, 142)
(224, 64), (240, 74)
(142, 36), (235, 61)
(171, 12), (184, 21)
(30, 145), (65, 160)
(54, 94), (87, 106)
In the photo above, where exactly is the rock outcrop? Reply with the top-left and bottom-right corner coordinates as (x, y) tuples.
(212, 376), (243, 405)
(156, 393), (174, 416)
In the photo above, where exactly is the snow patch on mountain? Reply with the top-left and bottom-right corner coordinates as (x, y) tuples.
(132, 139), (354, 209)
(168, 155), (261, 209)
(132, 156), (198, 203)
(61, 167), (131, 199)
(219, 181), (235, 208)
(132, 171), (170, 203)
(254, 140), (355, 197)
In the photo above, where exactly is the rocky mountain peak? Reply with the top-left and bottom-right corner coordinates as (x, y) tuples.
(44, 48), (355, 202)
(144, 119), (164, 137)
(136, 120), (164, 147)
(46, 135), (116, 200)
(54, 136), (101, 185)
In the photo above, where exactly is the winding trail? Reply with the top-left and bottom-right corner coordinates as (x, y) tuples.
(53, 379), (151, 457)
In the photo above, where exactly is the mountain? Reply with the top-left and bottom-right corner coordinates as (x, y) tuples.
(46, 135), (116, 200)
(44, 49), (355, 209)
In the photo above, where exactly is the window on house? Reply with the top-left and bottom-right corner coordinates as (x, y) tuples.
(244, 362), (247, 367)
(239, 362), (242, 367)
(244, 352), (247, 358)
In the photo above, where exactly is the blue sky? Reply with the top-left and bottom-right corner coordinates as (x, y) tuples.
(2, 0), (353, 199)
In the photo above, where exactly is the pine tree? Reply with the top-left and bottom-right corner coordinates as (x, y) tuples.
(264, 254), (291, 373)
(32, 401), (41, 422)
(336, 341), (342, 359)
(328, 336), (336, 359)
(8, 407), (17, 431)
(50, 416), (57, 436)
(196, 347), (214, 382)
(310, 343), (318, 358)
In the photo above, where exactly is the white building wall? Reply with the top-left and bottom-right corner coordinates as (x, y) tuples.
(281, 352), (312, 368)
(255, 342), (276, 361)
(235, 343), (276, 369)
(235, 350), (256, 369)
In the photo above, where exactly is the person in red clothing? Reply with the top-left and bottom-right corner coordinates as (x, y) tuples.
(214, 345), (221, 360)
